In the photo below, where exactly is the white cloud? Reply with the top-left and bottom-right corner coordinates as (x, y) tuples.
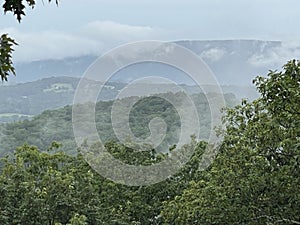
(247, 42), (300, 69)
(0, 21), (166, 62)
(200, 48), (226, 62)
(83, 21), (158, 40)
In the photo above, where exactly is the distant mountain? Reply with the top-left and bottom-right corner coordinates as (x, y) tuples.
(175, 40), (282, 85)
(8, 40), (285, 85)
(0, 76), (122, 122)
(11, 55), (96, 84)
(0, 76), (258, 123)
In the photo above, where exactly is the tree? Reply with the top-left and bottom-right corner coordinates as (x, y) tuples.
(161, 60), (300, 224)
(82, 139), (208, 225)
(0, 143), (103, 225)
(0, 138), (210, 225)
(0, 0), (58, 81)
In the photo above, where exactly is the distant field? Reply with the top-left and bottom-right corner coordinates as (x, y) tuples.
(0, 113), (33, 117)
(0, 113), (33, 122)
(43, 83), (74, 93)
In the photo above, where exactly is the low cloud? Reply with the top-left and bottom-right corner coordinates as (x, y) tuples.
(83, 21), (159, 42)
(0, 21), (166, 62)
(247, 42), (300, 69)
(200, 48), (226, 62)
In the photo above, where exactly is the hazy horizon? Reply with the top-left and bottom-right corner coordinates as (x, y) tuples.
(1, 0), (300, 62)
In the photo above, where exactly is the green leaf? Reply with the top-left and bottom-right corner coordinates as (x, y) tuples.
(0, 34), (18, 81)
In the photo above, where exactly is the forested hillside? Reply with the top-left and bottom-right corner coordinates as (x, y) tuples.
(1, 0), (299, 224)
(0, 60), (299, 225)
(0, 77), (123, 122)
(0, 76), (256, 123)
(0, 91), (237, 157)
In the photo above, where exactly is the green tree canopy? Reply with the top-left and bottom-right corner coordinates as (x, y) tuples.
(161, 60), (300, 224)
(0, 139), (210, 225)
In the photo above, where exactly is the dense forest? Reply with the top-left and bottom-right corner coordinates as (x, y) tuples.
(0, 60), (299, 224)
(0, 91), (237, 156)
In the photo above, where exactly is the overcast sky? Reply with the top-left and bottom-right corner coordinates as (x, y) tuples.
(1, 0), (300, 62)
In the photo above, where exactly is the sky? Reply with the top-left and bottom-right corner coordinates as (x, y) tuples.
(1, 0), (300, 62)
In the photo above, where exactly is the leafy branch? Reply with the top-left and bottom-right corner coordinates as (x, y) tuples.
(3, 0), (59, 22)
(0, 34), (18, 81)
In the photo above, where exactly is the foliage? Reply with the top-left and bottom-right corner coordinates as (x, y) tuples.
(67, 214), (88, 225)
(161, 60), (300, 224)
(0, 138), (209, 225)
(0, 92), (236, 156)
(0, 143), (102, 225)
(0, 60), (299, 224)
(0, 34), (18, 81)
(2, 0), (58, 22)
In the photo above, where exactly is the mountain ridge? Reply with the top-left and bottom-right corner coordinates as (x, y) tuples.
(8, 39), (287, 85)
(0, 76), (258, 123)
